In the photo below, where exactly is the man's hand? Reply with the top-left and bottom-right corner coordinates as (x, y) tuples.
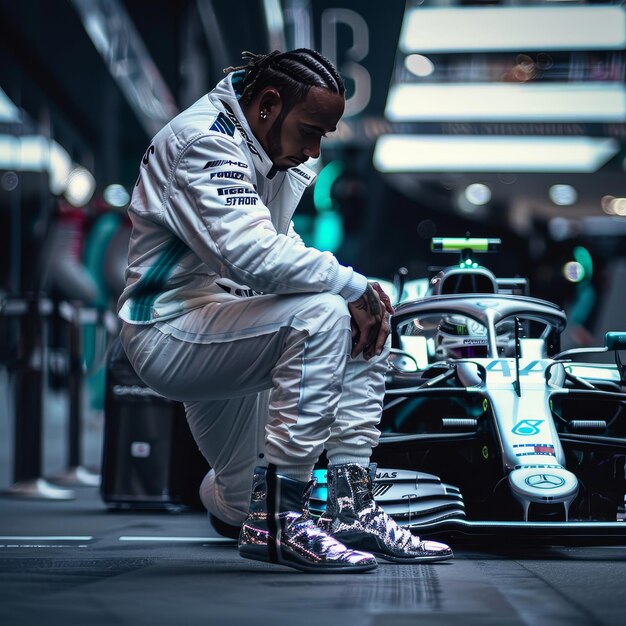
(348, 282), (394, 359)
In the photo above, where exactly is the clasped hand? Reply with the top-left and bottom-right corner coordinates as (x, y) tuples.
(347, 282), (394, 359)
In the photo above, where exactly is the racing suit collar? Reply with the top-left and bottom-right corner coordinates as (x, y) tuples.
(208, 73), (317, 184)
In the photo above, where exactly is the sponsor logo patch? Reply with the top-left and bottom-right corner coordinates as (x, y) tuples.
(514, 443), (555, 457)
(217, 186), (256, 196)
(525, 473), (566, 489)
(142, 144), (155, 165)
(375, 471), (398, 479)
(209, 112), (236, 136)
(221, 101), (262, 159)
(512, 419), (544, 436)
(204, 159), (248, 169)
(225, 197), (257, 206)
(210, 171), (245, 180)
(292, 167), (312, 180)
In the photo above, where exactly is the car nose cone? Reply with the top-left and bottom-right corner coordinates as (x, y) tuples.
(509, 466), (578, 503)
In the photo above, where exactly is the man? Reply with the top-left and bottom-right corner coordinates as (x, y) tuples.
(118, 49), (452, 573)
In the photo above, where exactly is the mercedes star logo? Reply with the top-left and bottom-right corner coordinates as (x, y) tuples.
(525, 473), (566, 489)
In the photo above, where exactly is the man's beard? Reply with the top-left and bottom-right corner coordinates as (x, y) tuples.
(265, 117), (288, 170)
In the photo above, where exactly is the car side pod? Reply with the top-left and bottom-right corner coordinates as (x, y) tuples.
(508, 466), (579, 522)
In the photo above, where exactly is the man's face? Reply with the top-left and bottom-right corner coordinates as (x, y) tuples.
(264, 87), (345, 171)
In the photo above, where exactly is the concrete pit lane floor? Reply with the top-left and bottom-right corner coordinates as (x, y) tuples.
(1, 487), (626, 626)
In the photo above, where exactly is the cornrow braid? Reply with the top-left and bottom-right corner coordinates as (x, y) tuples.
(224, 49), (345, 110)
(282, 49), (343, 94)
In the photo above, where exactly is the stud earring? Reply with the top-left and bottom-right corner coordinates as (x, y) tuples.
(260, 110), (268, 120)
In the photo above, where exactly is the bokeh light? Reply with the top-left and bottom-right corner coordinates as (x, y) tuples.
(404, 54), (434, 77)
(563, 261), (585, 283)
(549, 184), (578, 206)
(464, 183), (492, 206)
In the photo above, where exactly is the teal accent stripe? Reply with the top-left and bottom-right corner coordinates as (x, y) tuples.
(130, 238), (188, 322)
(231, 70), (245, 97)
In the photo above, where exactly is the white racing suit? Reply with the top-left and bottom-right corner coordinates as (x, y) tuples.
(118, 72), (389, 526)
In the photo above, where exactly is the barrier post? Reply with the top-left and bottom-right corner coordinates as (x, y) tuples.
(1, 295), (74, 499)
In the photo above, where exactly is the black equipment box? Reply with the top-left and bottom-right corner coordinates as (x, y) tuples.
(101, 338), (209, 511)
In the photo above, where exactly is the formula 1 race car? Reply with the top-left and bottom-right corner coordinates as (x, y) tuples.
(311, 238), (626, 541)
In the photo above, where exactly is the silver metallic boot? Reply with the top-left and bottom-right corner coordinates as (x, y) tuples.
(238, 465), (378, 573)
(318, 463), (454, 563)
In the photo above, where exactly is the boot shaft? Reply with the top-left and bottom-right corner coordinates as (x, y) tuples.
(320, 463), (454, 564)
(248, 465), (314, 519)
(325, 463), (375, 522)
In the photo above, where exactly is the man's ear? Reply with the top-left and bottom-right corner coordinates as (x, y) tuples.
(258, 88), (283, 122)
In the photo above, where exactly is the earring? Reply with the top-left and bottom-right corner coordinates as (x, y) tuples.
(260, 110), (268, 120)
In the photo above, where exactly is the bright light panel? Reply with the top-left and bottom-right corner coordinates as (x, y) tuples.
(386, 83), (626, 122)
(400, 6), (626, 53)
(373, 135), (619, 173)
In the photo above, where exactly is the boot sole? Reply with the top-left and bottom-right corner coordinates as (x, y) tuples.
(372, 550), (454, 564)
(239, 546), (378, 574)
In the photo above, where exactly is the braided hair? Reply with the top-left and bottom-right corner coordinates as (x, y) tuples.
(224, 49), (345, 114)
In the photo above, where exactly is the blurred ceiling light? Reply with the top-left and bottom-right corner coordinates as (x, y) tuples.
(464, 183), (491, 206)
(262, 0), (286, 51)
(64, 166), (96, 207)
(373, 135), (619, 173)
(404, 54), (434, 77)
(399, 6), (626, 53)
(386, 83), (626, 122)
(549, 184), (578, 206)
(0, 87), (20, 123)
(103, 183), (130, 208)
(0, 134), (72, 194)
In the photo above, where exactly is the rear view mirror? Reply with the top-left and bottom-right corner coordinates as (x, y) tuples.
(605, 332), (626, 350)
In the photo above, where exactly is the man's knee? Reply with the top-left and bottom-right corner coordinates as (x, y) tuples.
(199, 468), (251, 526)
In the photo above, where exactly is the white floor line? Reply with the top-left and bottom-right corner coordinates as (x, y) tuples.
(118, 536), (234, 543)
(0, 536), (93, 540)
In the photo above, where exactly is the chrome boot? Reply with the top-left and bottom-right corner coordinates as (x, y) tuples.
(238, 465), (377, 573)
(318, 463), (454, 563)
